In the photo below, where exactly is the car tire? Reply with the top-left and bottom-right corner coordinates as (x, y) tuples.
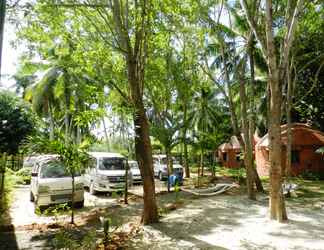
(90, 182), (97, 195)
(30, 191), (34, 202)
(159, 172), (163, 181)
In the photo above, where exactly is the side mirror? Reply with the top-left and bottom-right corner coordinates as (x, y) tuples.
(31, 172), (38, 177)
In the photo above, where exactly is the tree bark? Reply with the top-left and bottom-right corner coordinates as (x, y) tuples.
(182, 103), (190, 178)
(248, 37), (264, 193)
(286, 61), (293, 177)
(166, 148), (173, 192)
(48, 103), (55, 141)
(0, 0), (6, 82)
(200, 147), (204, 177)
(265, 0), (287, 222)
(239, 62), (256, 200)
(71, 174), (75, 224)
(128, 58), (158, 224)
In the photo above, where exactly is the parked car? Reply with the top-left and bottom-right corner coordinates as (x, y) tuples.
(83, 152), (132, 194)
(153, 154), (184, 184)
(23, 155), (40, 169)
(128, 160), (142, 184)
(30, 155), (84, 209)
(20, 155), (40, 184)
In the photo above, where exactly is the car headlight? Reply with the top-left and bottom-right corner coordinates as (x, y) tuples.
(75, 183), (83, 190)
(38, 185), (50, 193)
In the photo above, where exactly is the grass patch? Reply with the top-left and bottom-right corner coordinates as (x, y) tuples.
(0, 168), (25, 224)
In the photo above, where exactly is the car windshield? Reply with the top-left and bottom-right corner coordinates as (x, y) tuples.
(99, 157), (125, 170)
(40, 161), (69, 178)
(130, 162), (139, 169)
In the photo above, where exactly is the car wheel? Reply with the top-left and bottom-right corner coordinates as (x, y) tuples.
(159, 172), (163, 181)
(90, 182), (97, 195)
(30, 191), (34, 202)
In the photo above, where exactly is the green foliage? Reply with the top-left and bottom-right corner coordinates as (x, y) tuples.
(0, 91), (37, 155)
(53, 229), (97, 250)
(16, 167), (32, 184)
(26, 134), (92, 176)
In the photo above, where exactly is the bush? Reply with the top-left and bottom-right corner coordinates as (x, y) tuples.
(16, 167), (32, 184)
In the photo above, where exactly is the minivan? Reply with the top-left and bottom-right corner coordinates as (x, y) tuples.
(128, 160), (142, 184)
(153, 154), (184, 183)
(30, 155), (84, 209)
(83, 152), (132, 194)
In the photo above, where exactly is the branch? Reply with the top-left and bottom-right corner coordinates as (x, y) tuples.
(280, 0), (305, 77)
(240, 0), (267, 60)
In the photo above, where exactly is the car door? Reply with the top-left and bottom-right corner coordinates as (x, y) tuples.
(31, 162), (40, 195)
(83, 158), (96, 187)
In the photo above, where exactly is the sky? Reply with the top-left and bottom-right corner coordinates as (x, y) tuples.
(1, 20), (19, 90)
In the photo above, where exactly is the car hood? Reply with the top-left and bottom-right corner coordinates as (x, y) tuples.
(38, 176), (83, 190)
(97, 170), (126, 176)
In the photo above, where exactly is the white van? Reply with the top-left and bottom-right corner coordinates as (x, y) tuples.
(153, 154), (184, 181)
(30, 155), (84, 209)
(128, 160), (142, 184)
(83, 152), (132, 194)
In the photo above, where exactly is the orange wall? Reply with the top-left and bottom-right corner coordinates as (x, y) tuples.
(256, 146), (324, 176)
(218, 149), (243, 168)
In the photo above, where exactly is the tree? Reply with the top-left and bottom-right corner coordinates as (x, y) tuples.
(0, 91), (36, 154)
(241, 0), (305, 221)
(0, 0), (6, 81)
(189, 85), (221, 177)
(197, 2), (263, 198)
(75, 0), (159, 224)
(0, 91), (36, 203)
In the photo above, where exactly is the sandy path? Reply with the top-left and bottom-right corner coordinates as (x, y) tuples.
(129, 194), (324, 250)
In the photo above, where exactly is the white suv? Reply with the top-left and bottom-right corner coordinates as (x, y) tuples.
(30, 155), (84, 209)
(83, 152), (132, 194)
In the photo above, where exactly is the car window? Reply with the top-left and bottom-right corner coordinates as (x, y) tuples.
(130, 162), (139, 169)
(99, 157), (125, 170)
(40, 161), (69, 178)
(39, 161), (81, 178)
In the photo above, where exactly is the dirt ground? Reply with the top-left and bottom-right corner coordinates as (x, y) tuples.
(1, 180), (324, 250)
(128, 192), (324, 250)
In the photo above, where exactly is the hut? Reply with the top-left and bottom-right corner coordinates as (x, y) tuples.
(255, 123), (324, 176)
(218, 136), (243, 168)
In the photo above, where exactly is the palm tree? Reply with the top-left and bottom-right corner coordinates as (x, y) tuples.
(25, 67), (61, 141)
(189, 85), (221, 177)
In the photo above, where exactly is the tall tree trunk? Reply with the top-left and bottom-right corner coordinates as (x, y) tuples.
(71, 174), (75, 224)
(0, 153), (6, 208)
(239, 62), (256, 200)
(265, 0), (287, 222)
(286, 62), (293, 178)
(102, 117), (110, 151)
(248, 38), (264, 193)
(182, 103), (190, 178)
(268, 72), (287, 221)
(166, 148), (173, 192)
(0, 0), (6, 81)
(48, 103), (55, 141)
(200, 147), (204, 177)
(128, 58), (158, 224)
